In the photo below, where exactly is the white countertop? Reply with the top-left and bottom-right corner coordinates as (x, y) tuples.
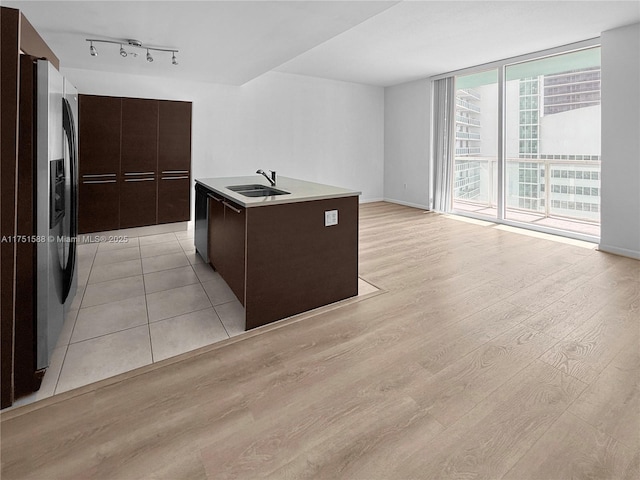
(196, 176), (360, 208)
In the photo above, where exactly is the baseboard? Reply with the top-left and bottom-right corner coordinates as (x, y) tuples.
(383, 198), (430, 210)
(359, 197), (384, 204)
(597, 243), (640, 260)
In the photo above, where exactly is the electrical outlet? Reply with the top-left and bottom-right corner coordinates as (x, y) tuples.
(325, 210), (338, 226)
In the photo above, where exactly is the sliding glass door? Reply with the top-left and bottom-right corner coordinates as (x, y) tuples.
(452, 70), (499, 219)
(504, 48), (601, 236)
(452, 46), (601, 238)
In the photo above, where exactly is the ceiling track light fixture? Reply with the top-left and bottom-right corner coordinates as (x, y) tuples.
(85, 38), (178, 65)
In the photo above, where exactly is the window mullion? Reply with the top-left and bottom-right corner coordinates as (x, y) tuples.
(497, 65), (506, 220)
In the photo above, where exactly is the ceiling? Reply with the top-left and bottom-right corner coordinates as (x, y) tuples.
(6, 0), (640, 87)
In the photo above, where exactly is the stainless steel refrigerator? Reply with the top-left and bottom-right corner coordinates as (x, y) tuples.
(36, 59), (78, 369)
(14, 57), (78, 397)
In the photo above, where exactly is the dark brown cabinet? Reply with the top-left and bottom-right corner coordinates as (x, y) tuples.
(78, 95), (122, 233)
(243, 197), (358, 329)
(158, 176), (190, 224)
(78, 95), (192, 233)
(119, 178), (158, 229)
(78, 95), (121, 175)
(158, 100), (191, 172)
(121, 98), (158, 173)
(221, 199), (246, 303)
(120, 98), (159, 228)
(207, 196), (246, 304)
(158, 100), (191, 223)
(202, 183), (359, 331)
(208, 195), (224, 270)
(79, 180), (120, 233)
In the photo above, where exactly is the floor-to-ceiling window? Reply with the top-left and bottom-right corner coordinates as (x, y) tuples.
(452, 70), (498, 218)
(451, 45), (601, 239)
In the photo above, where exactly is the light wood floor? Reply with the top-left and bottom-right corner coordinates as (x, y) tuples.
(2, 202), (638, 479)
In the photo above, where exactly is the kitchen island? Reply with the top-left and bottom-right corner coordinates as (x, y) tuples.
(195, 176), (360, 330)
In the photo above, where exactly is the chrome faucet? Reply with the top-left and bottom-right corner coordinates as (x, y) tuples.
(256, 169), (276, 186)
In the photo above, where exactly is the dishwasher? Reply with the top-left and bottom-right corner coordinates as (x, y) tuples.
(194, 183), (209, 263)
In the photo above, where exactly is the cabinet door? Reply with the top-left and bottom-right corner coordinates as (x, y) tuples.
(158, 176), (190, 224)
(121, 98), (158, 175)
(158, 101), (191, 224)
(222, 200), (246, 304)
(207, 195), (225, 271)
(78, 95), (121, 175)
(78, 179), (120, 234)
(158, 101), (191, 172)
(78, 95), (121, 233)
(120, 177), (157, 229)
(120, 98), (158, 228)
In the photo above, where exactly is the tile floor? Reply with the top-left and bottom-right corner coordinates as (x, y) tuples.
(13, 223), (378, 408)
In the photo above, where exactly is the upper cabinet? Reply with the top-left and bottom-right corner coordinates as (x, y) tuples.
(121, 98), (158, 174)
(158, 100), (192, 172)
(78, 95), (121, 175)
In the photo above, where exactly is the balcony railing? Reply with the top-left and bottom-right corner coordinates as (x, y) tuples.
(452, 156), (601, 227)
(456, 147), (482, 156)
(455, 131), (481, 140)
(456, 98), (481, 113)
(457, 88), (481, 100)
(455, 115), (481, 126)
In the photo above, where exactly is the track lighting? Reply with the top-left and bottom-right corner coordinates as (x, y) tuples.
(85, 38), (178, 65)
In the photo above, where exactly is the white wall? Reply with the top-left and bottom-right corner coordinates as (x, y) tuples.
(61, 68), (385, 205)
(599, 22), (640, 258)
(383, 79), (431, 209)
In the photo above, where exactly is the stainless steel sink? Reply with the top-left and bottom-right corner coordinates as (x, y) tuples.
(227, 184), (290, 197)
(227, 184), (266, 192)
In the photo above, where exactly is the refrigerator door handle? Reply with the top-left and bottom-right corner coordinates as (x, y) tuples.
(61, 97), (77, 303)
